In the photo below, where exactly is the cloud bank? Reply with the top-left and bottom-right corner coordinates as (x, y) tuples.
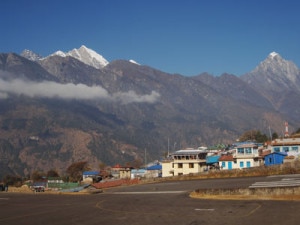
(0, 78), (160, 104)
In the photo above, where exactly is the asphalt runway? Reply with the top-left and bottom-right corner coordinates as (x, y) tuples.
(1, 176), (300, 225)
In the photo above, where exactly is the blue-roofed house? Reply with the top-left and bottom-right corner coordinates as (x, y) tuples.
(146, 164), (162, 178)
(264, 152), (287, 166)
(82, 171), (100, 180)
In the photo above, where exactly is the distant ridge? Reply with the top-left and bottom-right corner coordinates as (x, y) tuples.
(0, 48), (299, 178)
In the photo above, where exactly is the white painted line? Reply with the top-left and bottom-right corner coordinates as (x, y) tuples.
(195, 208), (215, 211)
(111, 191), (186, 194)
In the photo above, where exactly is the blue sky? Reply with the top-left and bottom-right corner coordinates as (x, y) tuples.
(1, 0), (300, 76)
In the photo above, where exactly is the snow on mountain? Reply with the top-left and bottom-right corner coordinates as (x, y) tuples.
(129, 59), (140, 65)
(250, 52), (299, 83)
(51, 50), (67, 58)
(67, 45), (108, 69)
(45, 45), (109, 69)
(21, 49), (42, 61)
(269, 51), (279, 59)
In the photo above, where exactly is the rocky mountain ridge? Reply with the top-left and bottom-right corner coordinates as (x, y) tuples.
(0, 48), (299, 178)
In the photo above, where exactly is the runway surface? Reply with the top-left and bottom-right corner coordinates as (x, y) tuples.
(1, 175), (300, 225)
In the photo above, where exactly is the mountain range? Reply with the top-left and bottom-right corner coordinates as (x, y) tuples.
(0, 46), (299, 179)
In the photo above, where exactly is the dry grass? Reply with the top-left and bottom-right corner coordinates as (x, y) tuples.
(157, 159), (300, 182)
(188, 160), (300, 201)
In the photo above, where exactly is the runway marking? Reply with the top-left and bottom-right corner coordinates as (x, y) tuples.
(194, 208), (215, 211)
(108, 191), (186, 194)
(244, 203), (262, 217)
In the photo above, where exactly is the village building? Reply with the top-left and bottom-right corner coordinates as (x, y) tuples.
(161, 149), (208, 177)
(233, 143), (263, 169)
(82, 171), (100, 180)
(264, 152), (287, 166)
(219, 155), (234, 170)
(270, 137), (300, 157)
(131, 169), (147, 179)
(111, 164), (132, 179)
(218, 143), (263, 170)
(146, 164), (162, 178)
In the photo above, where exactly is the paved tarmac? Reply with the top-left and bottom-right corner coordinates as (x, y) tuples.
(1, 176), (300, 225)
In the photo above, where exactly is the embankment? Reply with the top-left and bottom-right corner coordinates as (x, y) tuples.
(190, 186), (300, 200)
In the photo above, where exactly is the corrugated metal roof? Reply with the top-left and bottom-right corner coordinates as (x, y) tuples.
(83, 171), (99, 176)
(206, 155), (220, 164)
(237, 143), (258, 148)
(147, 164), (162, 170)
(171, 149), (207, 156)
(264, 152), (287, 157)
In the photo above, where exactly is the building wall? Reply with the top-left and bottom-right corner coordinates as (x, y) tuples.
(271, 138), (300, 157)
(272, 145), (299, 156)
(219, 161), (232, 170)
(119, 170), (131, 179)
(264, 153), (285, 166)
(220, 158), (261, 170)
(162, 160), (206, 177)
(162, 161), (174, 177)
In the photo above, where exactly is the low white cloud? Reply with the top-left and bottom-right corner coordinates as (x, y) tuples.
(0, 78), (160, 104)
(112, 90), (160, 104)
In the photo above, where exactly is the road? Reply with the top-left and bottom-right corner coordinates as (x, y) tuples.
(0, 175), (300, 225)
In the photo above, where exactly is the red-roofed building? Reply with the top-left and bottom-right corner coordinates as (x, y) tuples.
(219, 143), (263, 170)
(219, 155), (234, 170)
(111, 164), (132, 179)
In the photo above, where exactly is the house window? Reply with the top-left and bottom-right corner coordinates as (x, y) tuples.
(172, 163), (174, 168)
(292, 146), (299, 152)
(240, 161), (244, 168)
(245, 148), (252, 154)
(283, 147), (289, 152)
(178, 163), (183, 168)
(189, 163), (194, 168)
(246, 161), (251, 168)
(269, 157), (272, 163)
(273, 147), (280, 152)
(222, 162), (225, 168)
(237, 148), (244, 154)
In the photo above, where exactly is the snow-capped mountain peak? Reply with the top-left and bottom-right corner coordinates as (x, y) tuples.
(255, 52), (299, 82)
(269, 51), (279, 59)
(66, 45), (109, 69)
(21, 49), (42, 61)
(43, 45), (109, 69)
(242, 52), (300, 91)
(51, 50), (67, 58)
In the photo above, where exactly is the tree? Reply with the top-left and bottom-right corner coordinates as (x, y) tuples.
(46, 169), (60, 178)
(239, 130), (268, 143)
(3, 174), (23, 187)
(272, 132), (279, 140)
(31, 171), (45, 181)
(66, 161), (89, 182)
(98, 162), (106, 170)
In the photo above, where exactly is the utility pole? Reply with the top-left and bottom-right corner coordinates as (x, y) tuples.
(144, 148), (147, 168)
